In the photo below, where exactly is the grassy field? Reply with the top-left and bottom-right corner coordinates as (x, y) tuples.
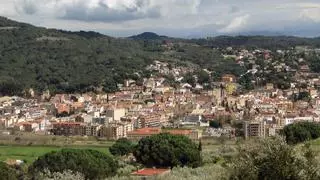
(0, 144), (112, 165)
(0, 136), (319, 166)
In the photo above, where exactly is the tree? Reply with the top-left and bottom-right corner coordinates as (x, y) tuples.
(133, 133), (202, 168)
(0, 162), (19, 180)
(238, 74), (254, 91)
(282, 122), (320, 144)
(197, 70), (210, 84)
(109, 138), (135, 156)
(183, 73), (196, 87)
(292, 91), (311, 102)
(56, 111), (69, 117)
(28, 149), (118, 179)
(198, 140), (202, 152)
(75, 116), (84, 122)
(229, 136), (320, 180)
(209, 120), (220, 128)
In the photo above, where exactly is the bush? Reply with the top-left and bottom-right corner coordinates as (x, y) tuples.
(228, 136), (320, 180)
(157, 165), (228, 180)
(0, 162), (19, 180)
(35, 169), (85, 180)
(133, 133), (202, 168)
(28, 149), (118, 179)
(109, 138), (135, 156)
(282, 122), (320, 144)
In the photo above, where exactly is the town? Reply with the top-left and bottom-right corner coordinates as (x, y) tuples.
(1, 45), (320, 141)
(1, 4), (320, 177)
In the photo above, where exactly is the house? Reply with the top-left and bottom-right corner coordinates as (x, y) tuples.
(222, 74), (236, 83)
(56, 103), (70, 114)
(300, 65), (310, 72)
(181, 83), (192, 89)
(265, 83), (274, 90)
(182, 112), (209, 127)
(39, 119), (52, 131)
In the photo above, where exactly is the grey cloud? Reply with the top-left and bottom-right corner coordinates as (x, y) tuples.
(5, 0), (320, 37)
(61, 3), (161, 22)
(14, 0), (162, 22)
(17, 0), (38, 14)
(229, 5), (240, 13)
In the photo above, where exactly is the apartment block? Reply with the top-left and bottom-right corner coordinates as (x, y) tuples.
(244, 121), (266, 138)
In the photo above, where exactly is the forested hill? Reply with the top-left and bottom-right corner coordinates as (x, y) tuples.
(190, 36), (320, 50)
(0, 16), (320, 96)
(0, 17), (156, 95)
(129, 32), (169, 40)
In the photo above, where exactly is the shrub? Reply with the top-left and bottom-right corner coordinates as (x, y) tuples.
(35, 169), (85, 180)
(228, 136), (320, 180)
(157, 165), (228, 180)
(0, 162), (19, 180)
(133, 133), (202, 168)
(28, 149), (118, 179)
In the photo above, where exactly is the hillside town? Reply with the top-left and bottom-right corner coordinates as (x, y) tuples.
(1, 46), (320, 141)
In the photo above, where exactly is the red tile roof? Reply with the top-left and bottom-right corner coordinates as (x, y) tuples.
(131, 168), (170, 176)
(128, 128), (192, 136)
(128, 128), (161, 135)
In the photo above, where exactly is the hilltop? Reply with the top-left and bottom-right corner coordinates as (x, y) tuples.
(129, 32), (169, 40)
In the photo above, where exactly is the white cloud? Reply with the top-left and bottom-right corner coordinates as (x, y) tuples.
(219, 14), (250, 33)
(300, 8), (320, 22)
(0, 0), (320, 37)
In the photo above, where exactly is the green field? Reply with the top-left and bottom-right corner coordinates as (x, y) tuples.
(0, 138), (319, 166)
(0, 145), (112, 164)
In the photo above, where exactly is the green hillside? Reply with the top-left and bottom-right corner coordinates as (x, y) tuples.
(1, 17), (320, 96)
(0, 17), (156, 95)
(0, 17), (230, 95)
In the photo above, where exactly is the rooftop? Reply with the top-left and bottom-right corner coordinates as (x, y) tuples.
(131, 168), (170, 176)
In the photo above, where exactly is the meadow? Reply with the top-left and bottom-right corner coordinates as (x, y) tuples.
(0, 135), (319, 166)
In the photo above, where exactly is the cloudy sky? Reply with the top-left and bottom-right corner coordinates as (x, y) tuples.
(1, 0), (320, 37)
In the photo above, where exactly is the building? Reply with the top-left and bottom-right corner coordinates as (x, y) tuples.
(138, 114), (163, 128)
(222, 74), (236, 83)
(127, 128), (202, 140)
(39, 119), (52, 132)
(85, 125), (101, 136)
(182, 114), (209, 127)
(51, 122), (85, 136)
(99, 122), (133, 140)
(56, 103), (70, 114)
(127, 127), (161, 140)
(106, 108), (126, 121)
(265, 83), (274, 90)
(244, 121), (266, 138)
